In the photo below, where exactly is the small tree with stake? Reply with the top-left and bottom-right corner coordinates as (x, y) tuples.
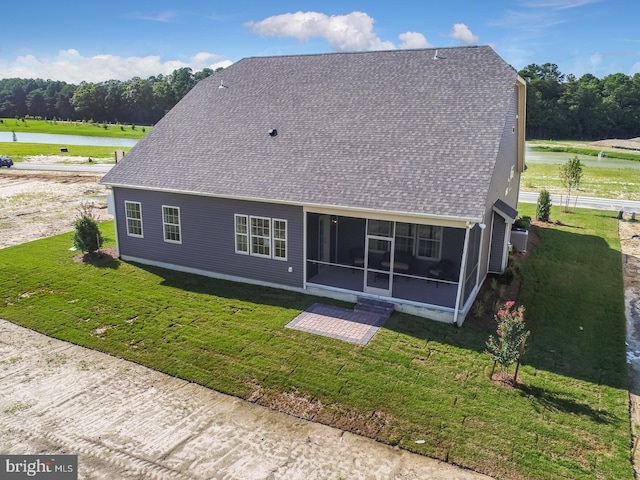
(559, 156), (583, 213)
(73, 202), (103, 254)
(486, 301), (530, 386)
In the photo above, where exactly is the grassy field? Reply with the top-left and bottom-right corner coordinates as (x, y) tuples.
(522, 162), (640, 201)
(0, 117), (150, 139)
(528, 139), (640, 162)
(0, 142), (133, 162)
(0, 203), (632, 479)
(0, 117), (145, 161)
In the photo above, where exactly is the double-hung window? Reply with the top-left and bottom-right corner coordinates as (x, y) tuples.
(394, 222), (415, 255)
(235, 214), (249, 254)
(391, 222), (442, 260)
(250, 216), (271, 257)
(272, 219), (287, 260)
(234, 214), (287, 260)
(416, 225), (442, 260)
(162, 206), (181, 243)
(125, 201), (143, 237)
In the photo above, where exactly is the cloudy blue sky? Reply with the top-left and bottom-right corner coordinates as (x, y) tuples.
(1, 0), (637, 83)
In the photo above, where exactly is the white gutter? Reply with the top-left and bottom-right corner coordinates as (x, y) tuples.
(101, 183), (483, 227)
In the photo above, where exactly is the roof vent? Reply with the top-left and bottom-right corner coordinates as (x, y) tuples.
(268, 129), (278, 137)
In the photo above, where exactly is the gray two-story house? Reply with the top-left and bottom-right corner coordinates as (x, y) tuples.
(101, 46), (526, 326)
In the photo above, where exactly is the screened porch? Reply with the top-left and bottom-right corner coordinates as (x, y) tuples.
(305, 214), (483, 313)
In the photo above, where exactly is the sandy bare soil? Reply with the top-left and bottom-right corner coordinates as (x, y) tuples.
(591, 137), (640, 151)
(0, 320), (494, 480)
(0, 169), (112, 249)
(619, 218), (640, 476)
(533, 137), (640, 152)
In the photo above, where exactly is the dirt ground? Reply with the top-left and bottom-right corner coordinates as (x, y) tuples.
(0, 165), (112, 249)
(0, 320), (493, 480)
(619, 218), (640, 476)
(3, 164), (640, 477)
(528, 136), (640, 153)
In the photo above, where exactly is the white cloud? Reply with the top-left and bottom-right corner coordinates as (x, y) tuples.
(589, 52), (603, 69)
(447, 23), (479, 44)
(0, 49), (233, 83)
(244, 11), (396, 51)
(398, 32), (432, 49)
(129, 10), (180, 22)
(521, 0), (602, 9)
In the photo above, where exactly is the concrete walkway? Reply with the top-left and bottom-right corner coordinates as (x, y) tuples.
(0, 319), (492, 480)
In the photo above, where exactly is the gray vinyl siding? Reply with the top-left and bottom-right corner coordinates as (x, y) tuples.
(483, 86), (520, 277)
(113, 188), (304, 288)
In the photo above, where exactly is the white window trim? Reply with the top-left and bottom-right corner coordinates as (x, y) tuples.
(125, 201), (143, 238)
(162, 205), (182, 244)
(394, 222), (415, 255)
(272, 218), (288, 261)
(235, 214), (288, 261)
(250, 215), (272, 259)
(416, 225), (443, 261)
(234, 214), (249, 255)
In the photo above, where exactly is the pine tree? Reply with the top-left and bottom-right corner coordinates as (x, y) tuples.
(73, 203), (103, 253)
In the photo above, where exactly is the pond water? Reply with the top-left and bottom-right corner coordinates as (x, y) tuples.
(526, 148), (640, 169)
(0, 131), (137, 147)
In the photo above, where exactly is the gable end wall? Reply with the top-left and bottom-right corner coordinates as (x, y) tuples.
(482, 85), (521, 276)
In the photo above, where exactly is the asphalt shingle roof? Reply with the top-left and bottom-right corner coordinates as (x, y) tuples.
(101, 46), (518, 220)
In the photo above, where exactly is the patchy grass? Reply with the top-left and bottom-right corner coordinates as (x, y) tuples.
(3, 401), (34, 415)
(0, 210), (632, 479)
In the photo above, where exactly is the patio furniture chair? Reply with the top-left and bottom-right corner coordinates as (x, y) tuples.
(380, 251), (414, 274)
(428, 259), (456, 287)
(350, 247), (365, 272)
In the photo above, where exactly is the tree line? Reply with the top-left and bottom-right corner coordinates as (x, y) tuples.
(2, 62), (640, 140)
(519, 63), (640, 140)
(0, 67), (218, 126)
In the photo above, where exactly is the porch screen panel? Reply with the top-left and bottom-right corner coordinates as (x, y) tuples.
(462, 226), (481, 304)
(367, 220), (392, 237)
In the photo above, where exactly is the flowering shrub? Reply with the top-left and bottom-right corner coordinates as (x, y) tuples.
(486, 301), (530, 383)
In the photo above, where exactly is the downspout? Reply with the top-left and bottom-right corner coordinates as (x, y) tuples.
(453, 223), (472, 326)
(302, 209), (307, 290)
(476, 221), (487, 286)
(107, 189), (120, 258)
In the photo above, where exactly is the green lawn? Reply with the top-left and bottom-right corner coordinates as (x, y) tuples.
(528, 140), (640, 162)
(0, 117), (146, 162)
(0, 142), (133, 163)
(0, 204), (632, 479)
(0, 117), (150, 139)
(522, 162), (640, 201)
